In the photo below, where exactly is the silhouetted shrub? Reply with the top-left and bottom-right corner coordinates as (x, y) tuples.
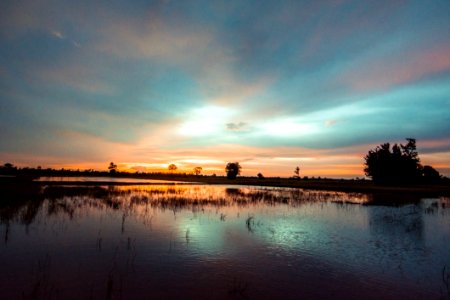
(108, 162), (117, 175)
(225, 162), (241, 179)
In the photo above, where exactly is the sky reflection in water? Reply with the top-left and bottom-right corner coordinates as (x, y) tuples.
(1, 184), (449, 299)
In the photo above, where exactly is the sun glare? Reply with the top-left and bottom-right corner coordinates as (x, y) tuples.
(178, 106), (233, 136)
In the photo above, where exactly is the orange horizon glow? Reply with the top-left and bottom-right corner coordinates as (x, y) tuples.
(9, 158), (447, 179)
(2, 137), (450, 179)
(3, 159), (368, 178)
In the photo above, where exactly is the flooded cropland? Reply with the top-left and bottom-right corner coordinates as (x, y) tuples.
(1, 184), (449, 299)
(34, 176), (191, 184)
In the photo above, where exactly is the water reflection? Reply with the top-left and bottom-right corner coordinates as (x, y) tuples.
(1, 185), (369, 233)
(35, 176), (188, 183)
(1, 184), (449, 299)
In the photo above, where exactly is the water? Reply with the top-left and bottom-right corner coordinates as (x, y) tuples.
(1, 184), (449, 299)
(34, 176), (190, 184)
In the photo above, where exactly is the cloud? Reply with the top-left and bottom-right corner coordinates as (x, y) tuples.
(95, 18), (213, 61)
(324, 120), (338, 127)
(418, 138), (450, 154)
(0, 0), (88, 37)
(88, 5), (275, 105)
(50, 30), (64, 39)
(28, 62), (116, 95)
(341, 43), (450, 92)
(226, 122), (248, 132)
(49, 29), (81, 47)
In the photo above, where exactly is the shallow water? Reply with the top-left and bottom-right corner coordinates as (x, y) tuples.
(34, 176), (186, 183)
(1, 184), (449, 299)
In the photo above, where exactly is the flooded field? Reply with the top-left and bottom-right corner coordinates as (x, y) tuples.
(34, 176), (190, 184)
(1, 184), (449, 299)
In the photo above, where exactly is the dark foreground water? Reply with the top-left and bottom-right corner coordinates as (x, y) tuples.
(1, 184), (449, 299)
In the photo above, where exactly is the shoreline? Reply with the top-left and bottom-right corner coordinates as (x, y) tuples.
(1, 175), (449, 197)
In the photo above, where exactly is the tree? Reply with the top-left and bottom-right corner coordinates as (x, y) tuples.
(421, 165), (441, 183)
(225, 162), (241, 179)
(294, 166), (300, 179)
(108, 162), (117, 174)
(0, 162), (17, 175)
(3, 163), (14, 169)
(193, 166), (202, 176)
(257, 172), (264, 179)
(168, 164), (177, 172)
(364, 138), (422, 184)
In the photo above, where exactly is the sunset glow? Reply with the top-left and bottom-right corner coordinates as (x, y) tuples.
(1, 1), (449, 178)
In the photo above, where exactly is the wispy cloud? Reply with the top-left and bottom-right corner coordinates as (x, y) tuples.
(341, 42), (450, 92)
(226, 122), (248, 132)
(50, 30), (64, 39)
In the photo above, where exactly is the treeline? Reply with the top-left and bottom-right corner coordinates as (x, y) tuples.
(0, 162), (357, 182)
(2, 138), (448, 186)
(364, 138), (448, 185)
(0, 163), (203, 179)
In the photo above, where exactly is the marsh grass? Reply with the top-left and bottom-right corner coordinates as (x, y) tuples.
(3, 185), (449, 229)
(245, 216), (254, 233)
(185, 228), (190, 244)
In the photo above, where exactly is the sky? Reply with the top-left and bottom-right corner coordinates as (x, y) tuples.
(1, 0), (449, 178)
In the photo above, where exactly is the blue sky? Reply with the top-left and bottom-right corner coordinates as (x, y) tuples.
(1, 0), (449, 177)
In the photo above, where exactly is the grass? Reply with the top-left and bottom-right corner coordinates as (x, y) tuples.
(1, 183), (447, 228)
(245, 216), (254, 233)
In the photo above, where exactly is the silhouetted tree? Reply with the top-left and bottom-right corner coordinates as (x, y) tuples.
(108, 162), (117, 174)
(257, 172), (264, 179)
(0, 162), (17, 175)
(168, 164), (177, 172)
(3, 163), (14, 169)
(364, 138), (422, 184)
(294, 166), (300, 180)
(225, 162), (241, 179)
(193, 166), (202, 176)
(421, 165), (441, 183)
